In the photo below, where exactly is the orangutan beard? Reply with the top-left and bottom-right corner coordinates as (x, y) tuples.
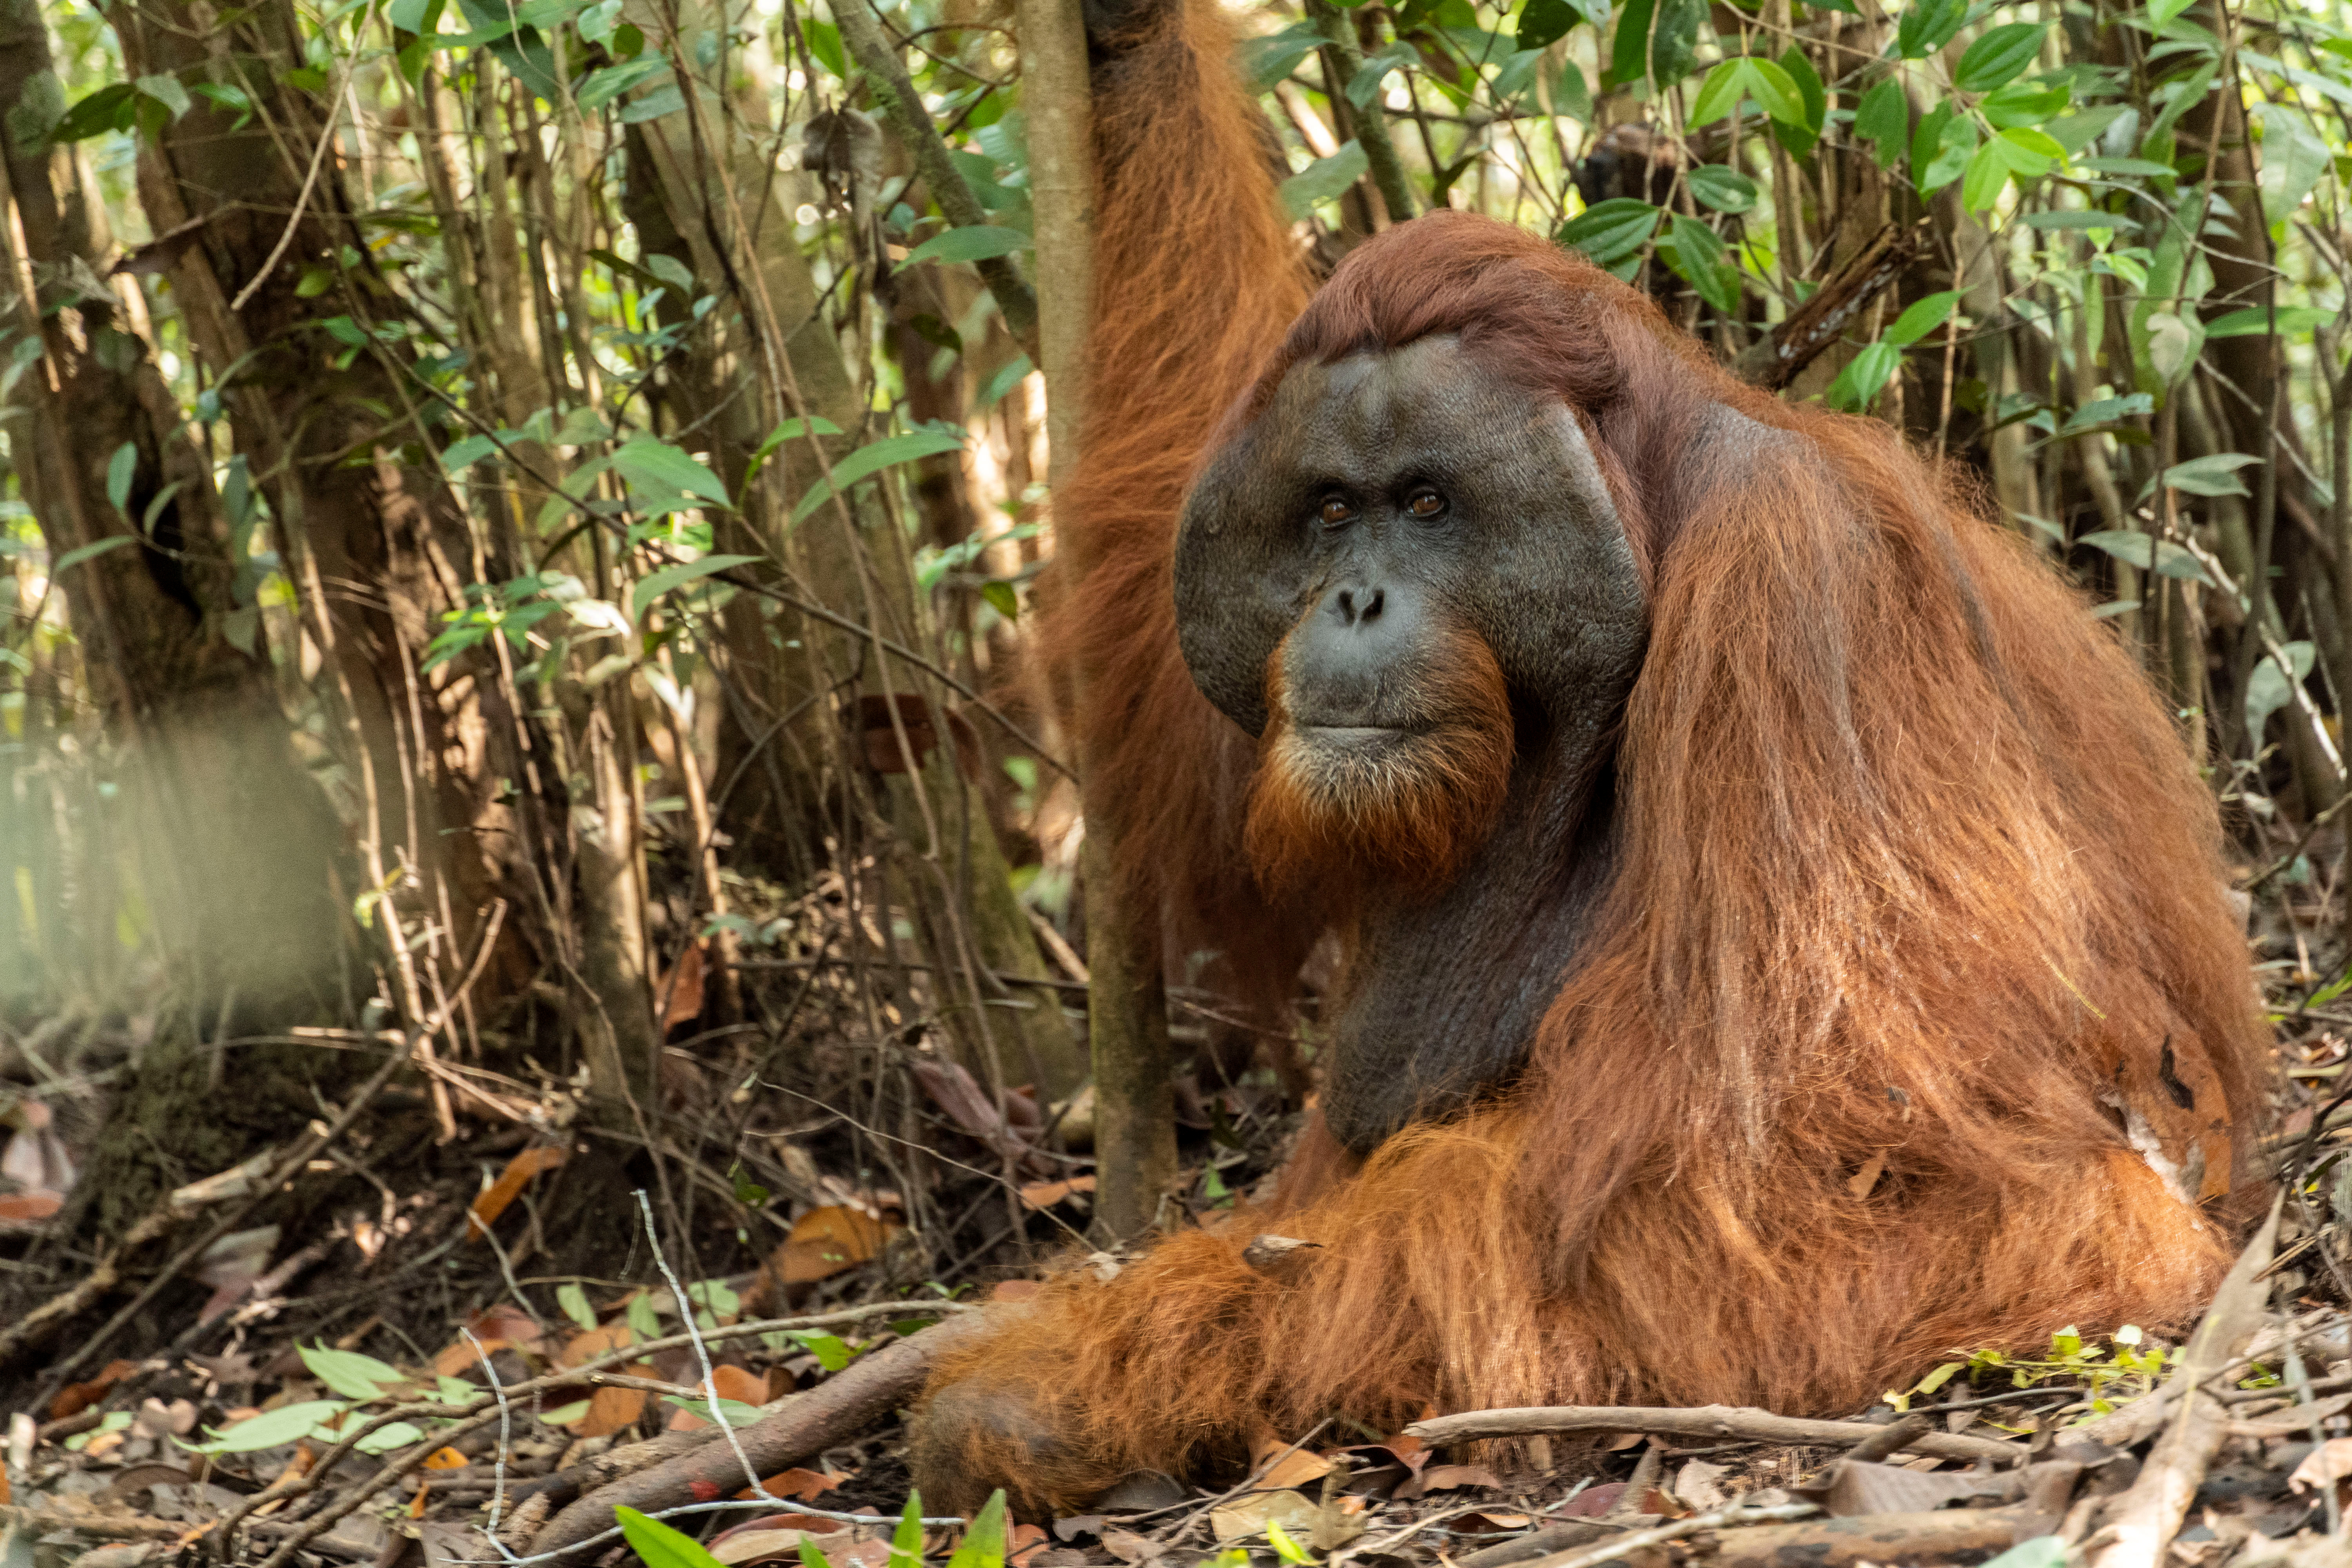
(1244, 626), (1517, 904)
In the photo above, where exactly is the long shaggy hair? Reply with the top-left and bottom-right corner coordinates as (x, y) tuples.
(981, 0), (2272, 1520)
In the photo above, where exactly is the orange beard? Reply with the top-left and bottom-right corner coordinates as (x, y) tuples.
(1243, 624), (1516, 902)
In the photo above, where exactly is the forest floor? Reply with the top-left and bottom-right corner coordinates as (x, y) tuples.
(6, 844), (2352, 1568)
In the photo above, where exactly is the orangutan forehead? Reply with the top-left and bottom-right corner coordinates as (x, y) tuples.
(1261, 336), (1563, 469)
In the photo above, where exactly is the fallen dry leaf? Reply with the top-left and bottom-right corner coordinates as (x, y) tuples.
(1009, 1524), (1048, 1568)
(194, 1224), (280, 1324)
(467, 1145), (567, 1241)
(422, 1448), (469, 1470)
(50, 1360), (138, 1420)
(575, 1366), (655, 1438)
(1673, 1460), (1729, 1510)
(1210, 1489), (1319, 1544)
(1413, 1463), (1503, 1494)
(1797, 1459), (2014, 1518)
(0, 1190), (62, 1230)
(659, 943), (708, 1033)
(770, 1205), (897, 1286)
(711, 1532), (819, 1565)
(1018, 1176), (1098, 1210)
(1451, 1512), (1532, 1535)
(670, 1365), (768, 1431)
(1249, 1433), (1334, 1492)
(1097, 1530), (1162, 1564)
(2291, 1438), (2352, 1499)
(1558, 1483), (1624, 1518)
(738, 1468), (843, 1503)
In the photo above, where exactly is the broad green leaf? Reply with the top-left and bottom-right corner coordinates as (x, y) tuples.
(980, 580), (1020, 620)
(1279, 141), (1369, 220)
(1977, 1532), (2067, 1568)
(793, 431), (969, 524)
(612, 437), (728, 506)
(105, 441), (136, 515)
(2146, 0), (2195, 30)
(901, 225), (1033, 268)
(180, 1400), (350, 1455)
(51, 535), (139, 575)
(2080, 156), (2178, 177)
(801, 17), (846, 77)
(1961, 139), (2011, 211)
(974, 354), (1033, 414)
(1921, 113), (1977, 195)
(1826, 340), (1902, 411)
(1981, 81), (2067, 128)
(356, 1421), (425, 1454)
(2253, 105), (2329, 225)
(630, 554), (760, 624)
(1555, 197), (1659, 267)
(2246, 641), (2315, 745)
(2205, 305), (2334, 338)
(1885, 290), (1961, 347)
(785, 1330), (855, 1372)
(1688, 57), (1802, 125)
(136, 74), (191, 120)
(1773, 46), (1825, 155)
(1897, 0), (1965, 59)
(1347, 41), (1418, 107)
(739, 415), (845, 483)
(2076, 530), (2210, 582)
(1686, 164), (1757, 212)
(626, 1291), (661, 1338)
(1954, 24), (2044, 92)
(575, 56), (667, 111)
(2154, 452), (2259, 499)
(54, 83), (135, 141)
(388, 0), (432, 29)
(619, 84), (688, 123)
(441, 432), (505, 470)
(557, 1283), (597, 1329)
(945, 1492), (1010, 1568)
(1607, 0), (1704, 89)
(1242, 22), (1324, 91)
(2062, 393), (2153, 431)
(1267, 1523), (1315, 1566)
(1517, 0), (1580, 50)
(1661, 215), (1739, 314)
(1856, 78), (1908, 167)
(300, 1344), (406, 1399)
(616, 1507), (730, 1568)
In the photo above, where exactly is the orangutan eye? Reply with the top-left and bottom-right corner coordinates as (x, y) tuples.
(1318, 495), (1356, 529)
(1406, 487), (1448, 519)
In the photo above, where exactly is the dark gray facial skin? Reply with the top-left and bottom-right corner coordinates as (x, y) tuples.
(1175, 336), (1650, 1151)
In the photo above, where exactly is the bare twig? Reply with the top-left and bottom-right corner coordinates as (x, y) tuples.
(1405, 1405), (2018, 1466)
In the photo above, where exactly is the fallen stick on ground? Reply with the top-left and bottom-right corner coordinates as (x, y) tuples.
(1405, 1405), (2018, 1465)
(528, 1313), (989, 1559)
(2084, 1200), (2283, 1568)
(1663, 1504), (2036, 1568)
(1518, 1502), (1817, 1568)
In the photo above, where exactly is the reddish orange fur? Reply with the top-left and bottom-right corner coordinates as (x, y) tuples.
(973, 0), (2274, 1521)
(1245, 628), (1515, 900)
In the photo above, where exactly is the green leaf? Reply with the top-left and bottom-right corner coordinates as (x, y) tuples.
(1279, 141), (1369, 220)
(1555, 197), (1660, 266)
(51, 534), (139, 575)
(2246, 640), (2315, 744)
(2019, 209), (2137, 231)
(357, 1421), (425, 1454)
(901, 225), (1033, 268)
(2155, 452), (2260, 498)
(1688, 57), (1803, 125)
(1607, 0), (1703, 89)
(575, 56), (668, 110)
(798, 1543), (832, 1568)
(974, 354), (1033, 414)
(105, 441), (136, 515)
(744, 414), (845, 482)
(1267, 1523), (1315, 1566)
(1347, 41), (1418, 107)
(2063, 393), (2152, 431)
(1954, 24), (2045, 92)
(1826, 340), (1902, 411)
(946, 1492), (1010, 1568)
(388, 0), (432, 28)
(1686, 164), (1757, 212)
(299, 1344), (407, 1399)
(1773, 46), (1826, 156)
(135, 74), (191, 120)
(2254, 105), (2330, 225)
(54, 83), (136, 142)
(1896, 0), (1966, 59)
(2205, 305), (2334, 338)
(626, 1292), (661, 1338)
(2080, 156), (2178, 177)
(1885, 290), (1961, 347)
(1961, 139), (2011, 212)
(179, 1401), (350, 1455)
(2076, 529), (2210, 582)
(785, 1330), (856, 1372)
(1855, 77), (1908, 166)
(980, 580), (1020, 619)
(1982, 81), (2067, 129)
(557, 1283), (597, 1330)
(793, 430), (969, 524)
(801, 18), (846, 77)
(1916, 108), (1975, 194)
(891, 1492), (926, 1568)
(1242, 21), (1325, 91)
(616, 1507), (730, 1568)
(1661, 215), (1740, 314)
(612, 437), (729, 506)
(630, 554), (760, 624)
(1517, 0), (1580, 50)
